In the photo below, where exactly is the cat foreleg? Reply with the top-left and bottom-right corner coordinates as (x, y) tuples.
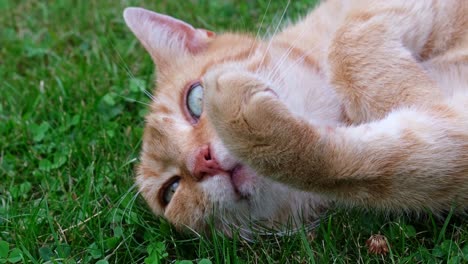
(328, 3), (443, 124)
(206, 71), (468, 211)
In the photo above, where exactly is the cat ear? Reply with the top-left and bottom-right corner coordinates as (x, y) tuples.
(123, 7), (215, 68)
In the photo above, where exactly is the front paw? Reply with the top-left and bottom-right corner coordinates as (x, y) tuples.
(204, 69), (322, 186)
(204, 69), (283, 153)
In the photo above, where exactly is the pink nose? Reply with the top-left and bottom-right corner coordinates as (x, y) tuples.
(193, 145), (224, 180)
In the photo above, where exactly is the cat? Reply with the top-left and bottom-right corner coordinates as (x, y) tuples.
(123, 0), (468, 235)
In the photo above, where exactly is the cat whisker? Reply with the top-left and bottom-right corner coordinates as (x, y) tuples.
(109, 40), (136, 79)
(266, 27), (309, 81)
(256, 0), (291, 75)
(229, 208), (278, 240)
(218, 213), (256, 242)
(277, 48), (316, 79)
(116, 188), (143, 262)
(116, 94), (153, 107)
(109, 39), (147, 91)
(122, 189), (142, 222)
(248, 0), (272, 60)
(143, 89), (158, 103)
(213, 208), (231, 235)
(108, 37), (183, 108)
(108, 187), (139, 255)
(117, 189), (142, 254)
(107, 39), (163, 108)
(111, 183), (139, 223)
(115, 183), (139, 207)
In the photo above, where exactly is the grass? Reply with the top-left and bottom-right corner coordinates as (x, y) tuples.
(1, 0), (467, 263)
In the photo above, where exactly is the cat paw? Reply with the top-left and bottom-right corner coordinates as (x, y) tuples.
(204, 69), (284, 152)
(204, 69), (318, 185)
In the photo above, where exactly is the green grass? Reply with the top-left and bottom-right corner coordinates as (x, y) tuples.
(1, 0), (467, 263)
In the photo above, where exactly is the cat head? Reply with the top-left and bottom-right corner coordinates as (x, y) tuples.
(123, 7), (326, 235)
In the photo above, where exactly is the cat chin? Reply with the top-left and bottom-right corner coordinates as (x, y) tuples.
(202, 141), (327, 231)
(199, 168), (258, 205)
(204, 181), (327, 238)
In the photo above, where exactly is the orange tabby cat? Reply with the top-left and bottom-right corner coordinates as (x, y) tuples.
(123, 0), (468, 234)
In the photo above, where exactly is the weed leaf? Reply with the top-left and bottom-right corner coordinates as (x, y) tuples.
(0, 241), (9, 259)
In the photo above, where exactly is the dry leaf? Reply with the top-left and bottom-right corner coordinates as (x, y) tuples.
(366, 234), (389, 255)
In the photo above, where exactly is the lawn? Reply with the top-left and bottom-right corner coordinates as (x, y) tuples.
(1, 0), (467, 263)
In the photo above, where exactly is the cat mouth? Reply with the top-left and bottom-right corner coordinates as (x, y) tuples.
(228, 164), (254, 199)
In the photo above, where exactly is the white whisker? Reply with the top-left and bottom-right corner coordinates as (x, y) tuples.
(143, 89), (158, 102)
(256, 0), (291, 75)
(266, 26), (309, 81)
(278, 49), (316, 78)
(107, 40), (161, 107)
(120, 189), (142, 230)
(109, 40), (138, 81)
(111, 183), (139, 223)
(116, 94), (153, 107)
(248, 0), (272, 60)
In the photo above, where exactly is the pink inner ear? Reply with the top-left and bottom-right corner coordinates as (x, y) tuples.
(203, 30), (216, 38)
(147, 12), (202, 52)
(124, 7), (214, 54)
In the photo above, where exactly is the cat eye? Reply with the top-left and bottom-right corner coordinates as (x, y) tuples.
(186, 82), (204, 120)
(161, 177), (180, 206)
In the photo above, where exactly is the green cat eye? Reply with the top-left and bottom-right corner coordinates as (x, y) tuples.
(162, 178), (180, 205)
(186, 83), (204, 119)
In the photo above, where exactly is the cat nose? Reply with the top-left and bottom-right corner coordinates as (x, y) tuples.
(193, 145), (224, 180)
